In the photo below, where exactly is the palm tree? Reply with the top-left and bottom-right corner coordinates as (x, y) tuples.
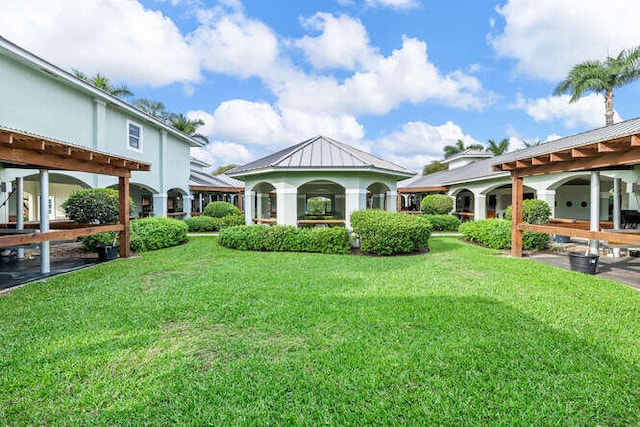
(169, 113), (209, 143)
(72, 69), (133, 98)
(486, 138), (510, 156)
(133, 99), (169, 121)
(443, 139), (485, 159)
(212, 164), (238, 175)
(553, 46), (640, 126)
(523, 139), (542, 148)
(422, 161), (448, 176)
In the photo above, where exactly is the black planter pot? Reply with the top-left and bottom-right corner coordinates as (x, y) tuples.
(568, 252), (598, 275)
(97, 244), (119, 261)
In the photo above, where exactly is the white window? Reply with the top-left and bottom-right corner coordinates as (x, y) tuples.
(127, 120), (143, 152)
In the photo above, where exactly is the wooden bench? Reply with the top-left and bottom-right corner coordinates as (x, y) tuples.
(297, 219), (346, 227)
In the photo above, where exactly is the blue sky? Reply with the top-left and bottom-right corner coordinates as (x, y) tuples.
(2, 0), (640, 171)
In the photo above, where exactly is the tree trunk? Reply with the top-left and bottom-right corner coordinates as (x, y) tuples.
(605, 89), (614, 126)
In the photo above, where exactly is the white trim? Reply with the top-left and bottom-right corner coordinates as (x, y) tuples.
(126, 120), (143, 153)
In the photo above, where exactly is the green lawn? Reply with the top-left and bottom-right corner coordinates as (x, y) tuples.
(1, 237), (639, 425)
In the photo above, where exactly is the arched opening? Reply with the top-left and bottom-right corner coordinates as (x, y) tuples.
(297, 180), (346, 221)
(167, 188), (188, 218)
(484, 184), (536, 219)
(366, 182), (390, 210)
(452, 188), (474, 221)
(107, 182), (157, 218)
(18, 173), (91, 221)
(552, 176), (614, 221)
(252, 182), (276, 223)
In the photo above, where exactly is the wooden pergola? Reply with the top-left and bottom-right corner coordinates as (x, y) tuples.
(0, 127), (150, 271)
(493, 132), (640, 257)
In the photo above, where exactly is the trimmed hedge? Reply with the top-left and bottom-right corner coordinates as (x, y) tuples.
(423, 214), (461, 231)
(219, 225), (350, 254)
(420, 194), (453, 215)
(204, 201), (241, 218)
(350, 210), (432, 255)
(183, 214), (244, 232)
(130, 217), (188, 252)
(505, 199), (552, 224)
(459, 219), (549, 250)
(63, 188), (135, 224)
(79, 217), (188, 252)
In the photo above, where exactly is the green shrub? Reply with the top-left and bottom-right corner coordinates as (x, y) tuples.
(350, 210), (432, 255)
(63, 188), (135, 224)
(423, 214), (462, 231)
(130, 217), (188, 252)
(184, 214), (244, 232)
(203, 201), (241, 218)
(420, 194), (453, 215)
(459, 219), (549, 250)
(219, 225), (350, 255)
(79, 232), (118, 251)
(505, 199), (552, 224)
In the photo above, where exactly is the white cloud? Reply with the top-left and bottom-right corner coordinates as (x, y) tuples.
(188, 100), (364, 149)
(491, 0), (640, 80)
(514, 93), (621, 128)
(365, 0), (419, 10)
(278, 35), (489, 115)
(188, 8), (281, 79)
(191, 141), (254, 168)
(368, 121), (483, 172)
(0, 0), (200, 86)
(296, 13), (376, 70)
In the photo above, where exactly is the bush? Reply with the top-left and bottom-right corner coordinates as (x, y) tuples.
(420, 194), (453, 215)
(459, 219), (549, 250)
(63, 188), (135, 224)
(350, 210), (432, 255)
(204, 201), (241, 218)
(130, 217), (188, 252)
(219, 225), (350, 255)
(505, 199), (552, 224)
(184, 214), (244, 232)
(423, 214), (461, 231)
(79, 232), (118, 251)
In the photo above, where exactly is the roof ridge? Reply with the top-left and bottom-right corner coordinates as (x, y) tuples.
(271, 136), (321, 167)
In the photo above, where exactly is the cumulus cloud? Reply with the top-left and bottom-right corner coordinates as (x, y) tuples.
(191, 141), (254, 168)
(188, 7), (281, 79)
(187, 100), (364, 150)
(296, 13), (376, 70)
(366, 121), (483, 172)
(491, 0), (640, 80)
(0, 0), (200, 86)
(279, 35), (489, 115)
(365, 0), (419, 10)
(513, 93), (621, 128)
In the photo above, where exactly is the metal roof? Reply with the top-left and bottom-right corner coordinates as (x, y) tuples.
(189, 170), (244, 188)
(441, 149), (492, 165)
(227, 135), (415, 177)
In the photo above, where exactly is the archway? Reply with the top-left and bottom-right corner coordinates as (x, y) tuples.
(167, 188), (188, 218)
(483, 184), (536, 219)
(366, 182), (390, 210)
(19, 172), (91, 221)
(108, 182), (157, 218)
(252, 182), (276, 223)
(451, 188), (474, 221)
(550, 175), (614, 221)
(297, 180), (346, 221)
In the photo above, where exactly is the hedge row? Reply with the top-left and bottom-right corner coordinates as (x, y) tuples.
(459, 219), (549, 250)
(183, 214), (244, 232)
(219, 225), (350, 254)
(420, 194), (453, 215)
(422, 214), (461, 231)
(351, 210), (432, 255)
(80, 217), (188, 252)
(203, 201), (241, 218)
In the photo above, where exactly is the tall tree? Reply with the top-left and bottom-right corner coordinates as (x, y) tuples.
(523, 139), (542, 148)
(212, 164), (237, 175)
(133, 99), (169, 121)
(72, 69), (133, 98)
(553, 46), (640, 126)
(485, 138), (510, 156)
(422, 161), (448, 176)
(443, 139), (485, 159)
(169, 113), (209, 143)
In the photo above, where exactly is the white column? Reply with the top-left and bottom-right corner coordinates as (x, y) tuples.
(589, 171), (600, 255)
(183, 195), (193, 218)
(276, 187), (298, 226)
(16, 177), (24, 260)
(474, 194), (486, 220)
(152, 194), (167, 217)
(613, 178), (621, 230)
(39, 170), (50, 274)
(244, 190), (255, 225)
(345, 188), (367, 229)
(537, 190), (556, 218)
(386, 191), (397, 212)
(198, 193), (203, 213)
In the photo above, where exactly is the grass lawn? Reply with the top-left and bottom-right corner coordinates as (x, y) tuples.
(1, 236), (639, 424)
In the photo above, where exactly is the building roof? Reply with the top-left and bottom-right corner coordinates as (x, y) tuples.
(227, 135), (415, 178)
(190, 169), (244, 189)
(440, 149), (492, 165)
(0, 36), (204, 148)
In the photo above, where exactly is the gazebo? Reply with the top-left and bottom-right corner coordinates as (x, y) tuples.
(227, 136), (415, 229)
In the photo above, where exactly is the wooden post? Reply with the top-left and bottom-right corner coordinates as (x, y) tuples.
(511, 173), (523, 257)
(119, 175), (131, 258)
(238, 191), (244, 212)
